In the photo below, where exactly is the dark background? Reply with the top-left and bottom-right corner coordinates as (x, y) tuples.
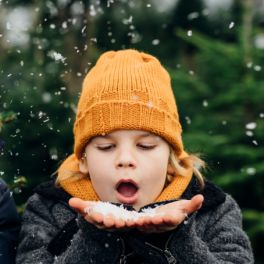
(0, 0), (263, 262)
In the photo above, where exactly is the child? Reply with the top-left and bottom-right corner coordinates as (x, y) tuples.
(0, 179), (21, 264)
(16, 49), (254, 263)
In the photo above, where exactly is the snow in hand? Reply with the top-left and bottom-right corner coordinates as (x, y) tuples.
(84, 201), (163, 221)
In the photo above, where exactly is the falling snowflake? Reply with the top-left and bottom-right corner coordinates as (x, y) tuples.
(42, 92), (52, 103)
(246, 62), (253, 68)
(152, 39), (160, 45)
(48, 50), (66, 63)
(245, 131), (253, 137)
(253, 65), (261, 71)
(185, 116), (191, 124)
(122, 16), (133, 25)
(228, 21), (235, 29)
(246, 167), (256, 175)
(107, 0), (114, 8)
(62, 21), (67, 29)
(187, 12), (199, 20)
(6, 22), (12, 30)
(89, 5), (96, 16)
(187, 30), (192, 37)
(81, 25), (87, 34)
(252, 140), (258, 146)
(245, 122), (256, 130)
(203, 100), (208, 107)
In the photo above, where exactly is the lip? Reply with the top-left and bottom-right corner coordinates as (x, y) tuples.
(115, 179), (139, 205)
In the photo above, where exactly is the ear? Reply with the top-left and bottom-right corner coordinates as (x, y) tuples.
(79, 156), (89, 174)
(167, 163), (175, 175)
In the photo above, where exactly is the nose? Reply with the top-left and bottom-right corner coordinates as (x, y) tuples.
(115, 147), (136, 169)
(117, 161), (135, 168)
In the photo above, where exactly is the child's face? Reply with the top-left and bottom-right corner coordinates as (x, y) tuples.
(80, 130), (171, 210)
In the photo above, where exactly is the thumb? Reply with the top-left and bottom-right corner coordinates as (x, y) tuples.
(185, 194), (204, 214)
(69, 197), (92, 213)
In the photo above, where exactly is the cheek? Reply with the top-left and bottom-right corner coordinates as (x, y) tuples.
(87, 158), (108, 182)
(85, 152), (115, 189)
(143, 156), (168, 182)
(86, 159), (113, 200)
(146, 150), (169, 171)
(146, 151), (169, 185)
(86, 148), (112, 173)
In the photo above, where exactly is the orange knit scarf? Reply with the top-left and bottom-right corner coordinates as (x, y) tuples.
(58, 154), (193, 203)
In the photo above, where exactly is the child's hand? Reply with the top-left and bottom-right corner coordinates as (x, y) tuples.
(69, 195), (204, 233)
(69, 198), (136, 231)
(136, 194), (204, 233)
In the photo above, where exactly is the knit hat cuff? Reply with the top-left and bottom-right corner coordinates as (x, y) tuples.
(74, 101), (183, 159)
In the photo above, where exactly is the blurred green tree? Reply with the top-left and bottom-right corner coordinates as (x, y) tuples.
(171, 26), (264, 262)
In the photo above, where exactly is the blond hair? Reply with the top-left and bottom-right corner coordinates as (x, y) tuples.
(166, 146), (205, 189)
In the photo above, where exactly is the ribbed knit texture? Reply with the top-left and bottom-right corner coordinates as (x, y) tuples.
(74, 49), (183, 158)
(58, 49), (193, 202)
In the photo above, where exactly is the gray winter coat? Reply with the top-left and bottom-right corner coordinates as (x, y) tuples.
(16, 179), (254, 264)
(0, 179), (21, 264)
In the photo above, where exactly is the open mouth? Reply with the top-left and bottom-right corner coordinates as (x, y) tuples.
(115, 179), (139, 204)
(116, 179), (138, 197)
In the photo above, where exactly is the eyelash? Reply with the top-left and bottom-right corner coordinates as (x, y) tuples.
(97, 144), (156, 151)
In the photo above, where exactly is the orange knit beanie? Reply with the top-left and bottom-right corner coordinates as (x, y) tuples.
(58, 49), (193, 202)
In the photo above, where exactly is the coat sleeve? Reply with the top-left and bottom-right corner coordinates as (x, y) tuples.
(167, 194), (254, 264)
(0, 180), (21, 264)
(55, 215), (123, 264)
(16, 194), (122, 264)
(16, 194), (62, 264)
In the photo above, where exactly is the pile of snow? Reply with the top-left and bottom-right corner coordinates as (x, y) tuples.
(84, 201), (162, 221)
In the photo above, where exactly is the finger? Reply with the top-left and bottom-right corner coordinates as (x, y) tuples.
(137, 216), (151, 226)
(103, 215), (115, 228)
(69, 197), (93, 212)
(126, 219), (136, 228)
(136, 217), (145, 226)
(82, 209), (103, 227)
(155, 225), (176, 233)
(94, 223), (106, 229)
(184, 194), (204, 214)
(158, 215), (176, 226)
(150, 215), (164, 225)
(162, 213), (182, 226)
(91, 211), (104, 224)
(142, 215), (152, 225)
(85, 217), (102, 227)
(115, 218), (126, 229)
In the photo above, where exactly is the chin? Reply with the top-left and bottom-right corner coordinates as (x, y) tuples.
(133, 201), (147, 211)
(132, 204), (140, 211)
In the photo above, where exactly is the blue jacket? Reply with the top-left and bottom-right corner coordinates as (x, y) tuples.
(0, 179), (21, 264)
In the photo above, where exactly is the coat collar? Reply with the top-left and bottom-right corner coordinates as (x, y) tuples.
(181, 177), (226, 213)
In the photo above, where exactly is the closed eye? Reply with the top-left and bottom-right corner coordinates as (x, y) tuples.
(96, 144), (156, 151)
(96, 145), (114, 151)
(138, 144), (156, 150)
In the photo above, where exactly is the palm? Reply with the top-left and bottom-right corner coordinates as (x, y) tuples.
(69, 194), (204, 233)
(136, 194), (204, 233)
